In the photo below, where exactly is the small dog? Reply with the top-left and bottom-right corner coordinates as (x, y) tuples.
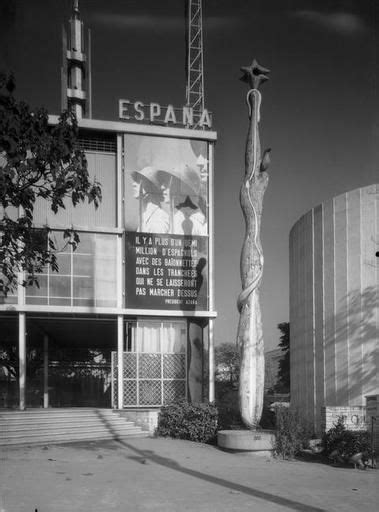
(329, 450), (376, 469)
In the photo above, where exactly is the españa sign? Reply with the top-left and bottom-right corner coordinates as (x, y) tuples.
(119, 100), (212, 128)
(126, 232), (208, 311)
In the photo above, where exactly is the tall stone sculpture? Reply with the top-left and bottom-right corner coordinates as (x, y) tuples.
(237, 60), (270, 428)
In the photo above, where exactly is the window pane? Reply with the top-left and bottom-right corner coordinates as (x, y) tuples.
(137, 321), (161, 353)
(50, 297), (71, 306)
(0, 293), (17, 305)
(73, 254), (93, 276)
(49, 275), (71, 298)
(73, 298), (95, 307)
(76, 233), (92, 253)
(33, 151), (117, 229)
(26, 296), (48, 305)
(73, 276), (93, 299)
(95, 297), (117, 308)
(94, 234), (117, 306)
(26, 275), (48, 298)
(56, 253), (71, 275)
(162, 322), (186, 353)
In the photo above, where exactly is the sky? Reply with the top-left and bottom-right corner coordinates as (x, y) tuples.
(1, 0), (378, 351)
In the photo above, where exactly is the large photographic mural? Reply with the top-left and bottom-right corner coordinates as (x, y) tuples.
(124, 135), (209, 311)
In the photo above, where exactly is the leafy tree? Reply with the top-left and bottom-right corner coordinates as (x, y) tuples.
(0, 73), (101, 294)
(214, 342), (241, 428)
(215, 342), (240, 385)
(274, 322), (290, 393)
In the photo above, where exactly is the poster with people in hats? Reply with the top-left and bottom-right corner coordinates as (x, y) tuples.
(124, 134), (209, 311)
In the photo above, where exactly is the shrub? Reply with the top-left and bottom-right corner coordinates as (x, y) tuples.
(217, 402), (242, 430)
(215, 383), (242, 430)
(259, 397), (276, 430)
(273, 406), (312, 459)
(156, 400), (218, 444)
(322, 417), (371, 457)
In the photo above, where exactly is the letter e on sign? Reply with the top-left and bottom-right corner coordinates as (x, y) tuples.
(119, 99), (131, 120)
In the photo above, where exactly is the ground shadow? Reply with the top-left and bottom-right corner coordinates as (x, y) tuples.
(114, 439), (329, 512)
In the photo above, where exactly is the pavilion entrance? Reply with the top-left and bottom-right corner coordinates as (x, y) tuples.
(0, 315), (116, 409)
(28, 316), (116, 408)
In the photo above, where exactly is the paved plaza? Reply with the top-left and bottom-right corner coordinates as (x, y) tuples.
(1, 438), (377, 512)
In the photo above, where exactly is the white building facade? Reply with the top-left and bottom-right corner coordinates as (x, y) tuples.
(290, 184), (379, 433)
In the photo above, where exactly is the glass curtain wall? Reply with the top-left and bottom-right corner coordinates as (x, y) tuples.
(26, 231), (117, 307)
(26, 145), (118, 308)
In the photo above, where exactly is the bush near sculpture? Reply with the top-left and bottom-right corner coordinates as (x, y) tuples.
(322, 416), (371, 459)
(273, 406), (313, 459)
(156, 400), (218, 444)
(215, 382), (241, 430)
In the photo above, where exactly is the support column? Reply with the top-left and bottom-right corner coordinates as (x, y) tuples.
(117, 315), (124, 409)
(18, 312), (26, 410)
(43, 334), (49, 408)
(188, 320), (203, 402)
(208, 318), (215, 403)
(207, 138), (215, 404)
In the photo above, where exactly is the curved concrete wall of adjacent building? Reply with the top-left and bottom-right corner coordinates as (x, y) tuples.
(289, 184), (379, 432)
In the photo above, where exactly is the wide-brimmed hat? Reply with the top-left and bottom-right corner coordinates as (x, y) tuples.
(158, 164), (201, 197)
(131, 166), (162, 194)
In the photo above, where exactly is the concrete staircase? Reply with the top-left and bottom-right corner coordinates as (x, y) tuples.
(0, 408), (148, 446)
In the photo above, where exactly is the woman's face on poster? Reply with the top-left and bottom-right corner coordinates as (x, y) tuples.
(132, 177), (142, 199)
(160, 175), (172, 204)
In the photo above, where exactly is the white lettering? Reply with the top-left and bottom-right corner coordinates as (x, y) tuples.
(182, 106), (193, 126)
(199, 109), (211, 128)
(118, 99), (212, 129)
(136, 257), (149, 265)
(136, 267), (150, 276)
(134, 101), (145, 121)
(150, 102), (161, 121)
(119, 99), (130, 120)
(164, 104), (176, 124)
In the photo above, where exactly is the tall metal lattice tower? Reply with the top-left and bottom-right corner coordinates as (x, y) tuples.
(186, 0), (205, 115)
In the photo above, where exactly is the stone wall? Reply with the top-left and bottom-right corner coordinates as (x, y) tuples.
(321, 406), (368, 432)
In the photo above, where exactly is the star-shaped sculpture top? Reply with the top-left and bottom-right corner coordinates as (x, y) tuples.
(240, 59), (270, 90)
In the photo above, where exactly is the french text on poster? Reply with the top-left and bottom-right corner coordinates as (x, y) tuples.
(126, 232), (208, 311)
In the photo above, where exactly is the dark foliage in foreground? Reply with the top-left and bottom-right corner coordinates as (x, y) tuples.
(273, 406), (313, 459)
(322, 417), (371, 458)
(0, 72), (101, 294)
(156, 400), (218, 444)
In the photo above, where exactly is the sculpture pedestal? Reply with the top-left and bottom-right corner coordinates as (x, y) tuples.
(217, 429), (274, 455)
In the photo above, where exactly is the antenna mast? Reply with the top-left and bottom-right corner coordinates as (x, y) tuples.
(61, 0), (92, 118)
(186, 0), (205, 117)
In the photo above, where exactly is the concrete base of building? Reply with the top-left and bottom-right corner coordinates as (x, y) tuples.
(117, 408), (160, 434)
(217, 429), (275, 454)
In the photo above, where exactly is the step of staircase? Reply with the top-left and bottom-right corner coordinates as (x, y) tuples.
(0, 408), (148, 446)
